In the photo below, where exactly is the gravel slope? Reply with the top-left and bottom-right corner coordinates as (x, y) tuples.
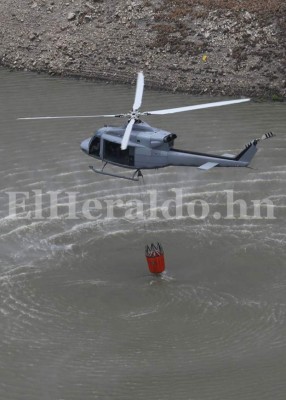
(0, 0), (285, 99)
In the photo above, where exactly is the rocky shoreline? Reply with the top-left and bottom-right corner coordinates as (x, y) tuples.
(0, 0), (285, 99)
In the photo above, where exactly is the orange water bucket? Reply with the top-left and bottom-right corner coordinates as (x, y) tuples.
(145, 243), (165, 274)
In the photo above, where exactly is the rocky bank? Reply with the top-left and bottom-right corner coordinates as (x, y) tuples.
(0, 0), (285, 99)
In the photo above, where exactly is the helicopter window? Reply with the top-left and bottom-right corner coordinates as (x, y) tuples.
(89, 137), (100, 156)
(103, 140), (134, 166)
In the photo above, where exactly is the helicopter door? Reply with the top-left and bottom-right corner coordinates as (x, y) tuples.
(103, 140), (135, 167)
(89, 136), (101, 157)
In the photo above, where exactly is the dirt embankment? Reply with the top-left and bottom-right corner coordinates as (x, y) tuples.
(0, 0), (285, 99)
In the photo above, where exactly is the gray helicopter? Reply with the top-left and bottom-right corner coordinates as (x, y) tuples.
(19, 72), (274, 181)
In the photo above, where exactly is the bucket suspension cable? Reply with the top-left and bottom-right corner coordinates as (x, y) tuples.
(138, 176), (165, 274)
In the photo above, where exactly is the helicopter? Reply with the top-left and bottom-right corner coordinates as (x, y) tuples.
(19, 72), (274, 181)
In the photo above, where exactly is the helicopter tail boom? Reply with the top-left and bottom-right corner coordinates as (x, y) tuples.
(168, 131), (275, 170)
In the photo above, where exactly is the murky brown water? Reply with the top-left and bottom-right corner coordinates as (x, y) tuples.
(0, 68), (286, 399)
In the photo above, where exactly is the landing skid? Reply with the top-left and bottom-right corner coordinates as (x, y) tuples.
(89, 163), (143, 182)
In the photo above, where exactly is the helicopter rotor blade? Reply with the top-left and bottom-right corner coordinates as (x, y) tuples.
(17, 114), (125, 120)
(132, 71), (144, 111)
(142, 99), (250, 116)
(121, 118), (135, 150)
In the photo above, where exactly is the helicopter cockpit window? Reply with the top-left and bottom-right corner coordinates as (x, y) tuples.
(89, 137), (100, 156)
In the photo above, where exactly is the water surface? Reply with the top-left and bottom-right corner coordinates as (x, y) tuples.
(0, 68), (286, 400)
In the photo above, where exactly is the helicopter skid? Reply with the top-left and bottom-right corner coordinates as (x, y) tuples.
(89, 165), (143, 182)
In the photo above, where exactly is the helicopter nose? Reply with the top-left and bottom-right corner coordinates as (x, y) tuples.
(80, 138), (91, 154)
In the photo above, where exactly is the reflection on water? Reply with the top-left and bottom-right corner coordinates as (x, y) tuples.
(0, 68), (286, 400)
